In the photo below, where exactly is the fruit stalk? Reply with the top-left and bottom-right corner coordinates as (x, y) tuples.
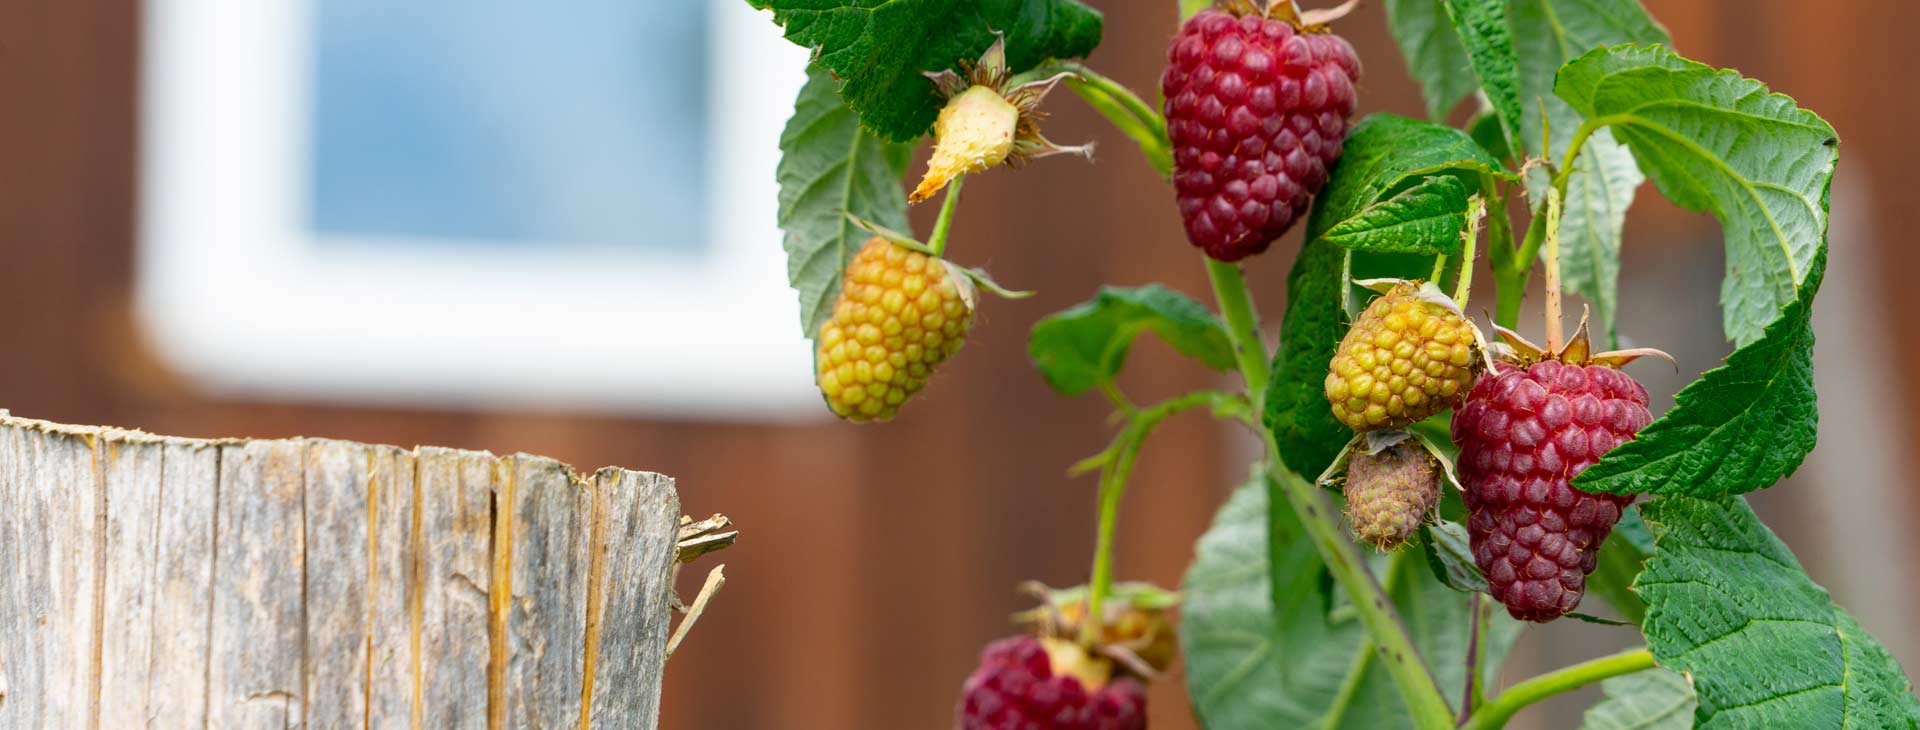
(928, 174), (965, 257)
(1542, 189), (1564, 352)
(1496, 115), (1620, 327)
(1205, 260), (1455, 730)
(1461, 647), (1655, 730)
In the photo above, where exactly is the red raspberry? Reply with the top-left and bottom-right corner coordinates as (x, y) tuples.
(1450, 360), (1651, 622)
(1162, 7), (1361, 261)
(955, 636), (1147, 730)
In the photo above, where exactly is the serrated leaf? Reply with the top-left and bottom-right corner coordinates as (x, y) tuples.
(748, 0), (1103, 141)
(1384, 0), (1478, 120)
(1586, 505), (1652, 625)
(777, 66), (915, 348)
(1266, 114), (1508, 477)
(1180, 475), (1522, 729)
(1579, 668), (1697, 730)
(1556, 44), (1838, 348)
(1575, 249), (1821, 498)
(1323, 176), (1470, 255)
(1441, 0), (1524, 153)
(1420, 519), (1486, 593)
(1636, 496), (1920, 728)
(1510, 0), (1667, 344)
(1027, 285), (1235, 396)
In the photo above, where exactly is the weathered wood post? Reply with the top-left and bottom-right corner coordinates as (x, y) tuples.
(0, 411), (680, 729)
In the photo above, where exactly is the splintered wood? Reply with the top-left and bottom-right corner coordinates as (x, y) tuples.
(0, 413), (679, 729)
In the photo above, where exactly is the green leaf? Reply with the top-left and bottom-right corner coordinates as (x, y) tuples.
(1266, 114), (1507, 477)
(1383, 0), (1478, 120)
(1636, 496), (1920, 728)
(1323, 176), (1470, 255)
(1420, 519), (1486, 593)
(1579, 668), (1697, 730)
(1027, 285), (1236, 396)
(776, 66), (915, 348)
(1509, 0), (1667, 343)
(1181, 476), (1522, 729)
(1585, 505), (1652, 625)
(1556, 44), (1838, 347)
(1575, 249), (1822, 498)
(1441, 0), (1524, 152)
(748, 0), (1103, 141)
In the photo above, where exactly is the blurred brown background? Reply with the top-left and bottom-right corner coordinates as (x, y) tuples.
(2, 0), (1915, 728)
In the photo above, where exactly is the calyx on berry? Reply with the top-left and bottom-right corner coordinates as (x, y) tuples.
(1487, 311), (1673, 371)
(911, 35), (1091, 204)
(1014, 581), (1180, 680)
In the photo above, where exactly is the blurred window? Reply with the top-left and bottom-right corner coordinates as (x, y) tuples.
(138, 0), (820, 417)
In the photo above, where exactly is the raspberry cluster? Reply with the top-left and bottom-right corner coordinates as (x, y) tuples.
(815, 238), (973, 422)
(1451, 360), (1651, 621)
(1325, 283), (1478, 431)
(956, 637), (1147, 730)
(1162, 8), (1361, 260)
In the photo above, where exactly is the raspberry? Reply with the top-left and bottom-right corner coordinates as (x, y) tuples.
(1344, 441), (1440, 550)
(955, 636), (1148, 730)
(1325, 282), (1478, 431)
(1451, 359), (1651, 622)
(1162, 6), (1361, 261)
(815, 238), (974, 422)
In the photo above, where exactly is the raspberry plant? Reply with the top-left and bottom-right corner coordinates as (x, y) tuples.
(748, 0), (1918, 726)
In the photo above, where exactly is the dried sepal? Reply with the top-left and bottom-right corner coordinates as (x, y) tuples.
(1492, 310), (1673, 370)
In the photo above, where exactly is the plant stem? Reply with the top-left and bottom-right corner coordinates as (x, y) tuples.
(927, 175), (965, 257)
(1319, 550), (1410, 729)
(1462, 647), (1656, 730)
(1453, 195), (1485, 308)
(1542, 189), (1564, 352)
(1050, 61), (1173, 179)
(1205, 259), (1271, 402)
(1082, 389), (1246, 645)
(1459, 593), (1488, 724)
(1203, 260), (1454, 730)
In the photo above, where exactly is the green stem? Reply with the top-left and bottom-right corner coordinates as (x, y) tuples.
(1453, 195), (1485, 308)
(1318, 550), (1410, 729)
(1049, 61), (1173, 179)
(1203, 260), (1454, 730)
(1205, 259), (1271, 402)
(1462, 648), (1656, 730)
(927, 175), (965, 257)
(1493, 115), (1619, 326)
(1082, 389), (1246, 645)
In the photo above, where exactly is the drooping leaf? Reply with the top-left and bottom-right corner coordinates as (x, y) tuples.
(777, 66), (915, 348)
(1585, 505), (1652, 625)
(1579, 668), (1697, 730)
(1028, 285), (1236, 396)
(1383, 0), (1478, 120)
(1323, 176), (1471, 255)
(1441, 0), (1524, 153)
(1181, 475), (1522, 729)
(1509, 0), (1667, 343)
(1556, 44), (1838, 347)
(1265, 114), (1508, 477)
(1420, 519), (1486, 593)
(747, 0), (1104, 141)
(1636, 496), (1920, 728)
(1576, 251), (1821, 498)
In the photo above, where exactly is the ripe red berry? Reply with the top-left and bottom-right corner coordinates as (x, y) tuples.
(1162, 7), (1361, 261)
(1450, 359), (1652, 622)
(956, 636), (1148, 730)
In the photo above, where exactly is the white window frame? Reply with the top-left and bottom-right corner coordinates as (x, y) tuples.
(137, 0), (823, 418)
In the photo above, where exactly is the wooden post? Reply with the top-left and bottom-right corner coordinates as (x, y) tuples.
(0, 411), (680, 729)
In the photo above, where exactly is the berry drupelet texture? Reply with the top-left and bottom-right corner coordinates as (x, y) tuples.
(815, 238), (973, 422)
(1325, 284), (1478, 431)
(1451, 360), (1652, 622)
(956, 636), (1148, 730)
(1162, 8), (1361, 261)
(1344, 441), (1442, 550)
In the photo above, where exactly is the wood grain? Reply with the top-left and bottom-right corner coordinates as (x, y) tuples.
(0, 414), (679, 728)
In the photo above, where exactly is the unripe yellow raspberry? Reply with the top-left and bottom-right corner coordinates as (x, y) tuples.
(816, 238), (974, 422)
(1324, 282), (1478, 431)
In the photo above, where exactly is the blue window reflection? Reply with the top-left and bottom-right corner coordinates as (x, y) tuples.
(310, 0), (709, 251)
